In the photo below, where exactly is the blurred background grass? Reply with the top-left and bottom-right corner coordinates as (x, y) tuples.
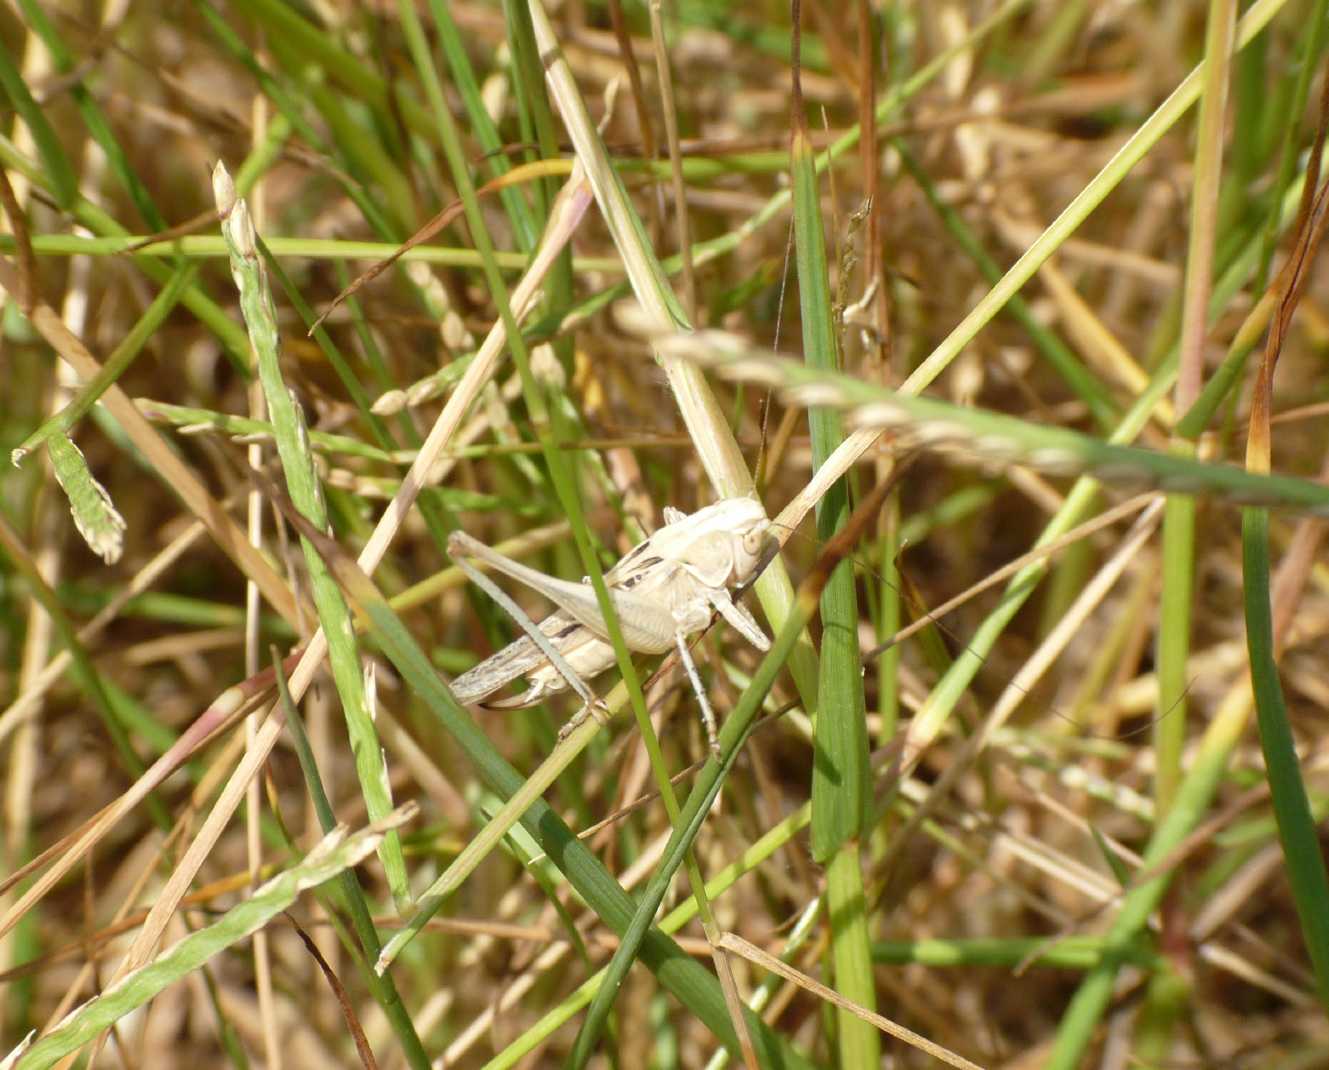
(2, 1), (1329, 1067)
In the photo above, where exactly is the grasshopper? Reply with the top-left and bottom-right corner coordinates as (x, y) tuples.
(447, 497), (779, 750)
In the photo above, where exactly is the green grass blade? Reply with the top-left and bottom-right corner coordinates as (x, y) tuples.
(13, 810), (414, 1070)
(791, 130), (868, 860)
(791, 94), (877, 1066)
(1242, 506), (1329, 1007)
(0, 37), (75, 208)
(14, 262), (198, 462)
(45, 434), (126, 567)
(671, 334), (1329, 516)
(215, 165), (409, 905)
(275, 504), (815, 1068)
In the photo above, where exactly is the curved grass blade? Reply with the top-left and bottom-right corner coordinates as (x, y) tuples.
(45, 434), (126, 566)
(8, 809), (415, 1070)
(666, 331), (1329, 517)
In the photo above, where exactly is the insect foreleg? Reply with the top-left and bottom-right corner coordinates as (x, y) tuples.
(708, 589), (770, 651)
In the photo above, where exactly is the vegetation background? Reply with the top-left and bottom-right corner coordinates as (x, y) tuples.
(2, 0), (1329, 1067)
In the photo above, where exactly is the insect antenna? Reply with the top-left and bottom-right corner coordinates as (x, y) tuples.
(759, 495), (1191, 742)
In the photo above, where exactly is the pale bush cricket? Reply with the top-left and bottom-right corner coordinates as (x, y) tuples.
(446, 497), (779, 751)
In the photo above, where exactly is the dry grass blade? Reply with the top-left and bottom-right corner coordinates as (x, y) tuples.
(90, 164), (597, 991)
(526, 0), (821, 716)
(714, 933), (984, 1070)
(864, 493), (1157, 660)
(0, 259), (301, 626)
(7, 807), (416, 1070)
(286, 917), (380, 1070)
(0, 658), (289, 932)
(8, 4), (1329, 1067)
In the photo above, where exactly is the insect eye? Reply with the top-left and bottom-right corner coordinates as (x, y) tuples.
(742, 526), (767, 556)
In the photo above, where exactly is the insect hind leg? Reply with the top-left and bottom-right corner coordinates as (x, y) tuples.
(557, 696), (612, 742)
(453, 555), (602, 711)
